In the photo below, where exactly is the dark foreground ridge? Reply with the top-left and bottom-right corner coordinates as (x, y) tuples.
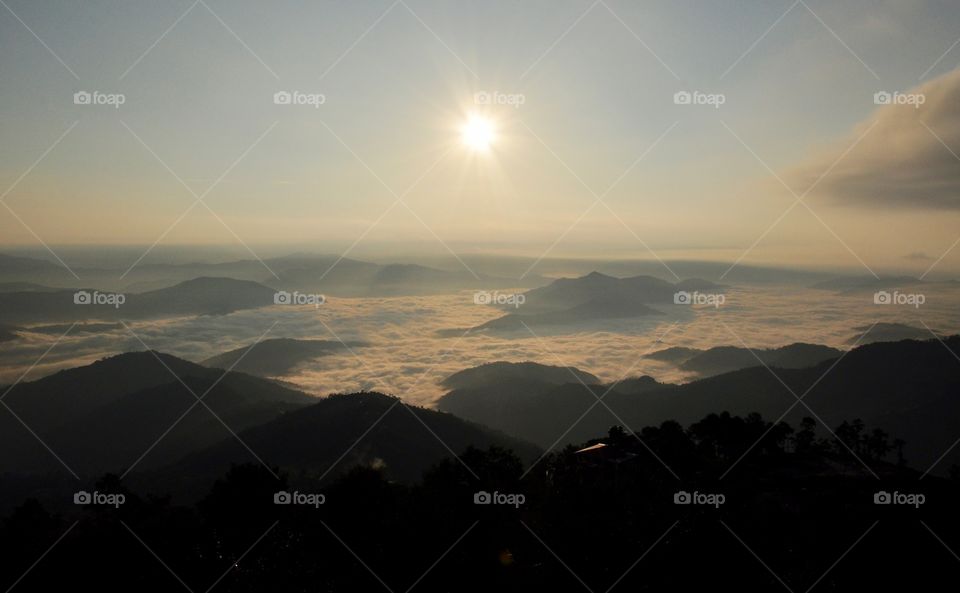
(2, 411), (955, 592)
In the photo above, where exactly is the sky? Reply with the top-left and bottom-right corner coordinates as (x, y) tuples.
(2, 0), (960, 276)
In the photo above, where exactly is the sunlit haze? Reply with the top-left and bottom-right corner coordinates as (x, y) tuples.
(2, 3), (960, 590)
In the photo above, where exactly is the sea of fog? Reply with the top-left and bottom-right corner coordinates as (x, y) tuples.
(2, 284), (959, 406)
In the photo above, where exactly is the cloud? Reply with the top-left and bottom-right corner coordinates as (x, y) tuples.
(5, 284), (960, 405)
(903, 251), (933, 261)
(787, 68), (960, 209)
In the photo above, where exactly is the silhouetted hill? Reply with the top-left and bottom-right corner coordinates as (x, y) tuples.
(849, 322), (941, 344)
(0, 351), (314, 477)
(0, 353), (543, 507)
(811, 275), (923, 291)
(0, 276), (276, 323)
(441, 361), (600, 390)
(605, 375), (668, 394)
(5, 410), (955, 592)
(439, 337), (960, 474)
(201, 338), (363, 377)
(643, 346), (700, 363)
(439, 372), (674, 443)
(439, 362), (601, 432)
(2, 351), (210, 426)
(161, 391), (542, 490)
(647, 342), (842, 377)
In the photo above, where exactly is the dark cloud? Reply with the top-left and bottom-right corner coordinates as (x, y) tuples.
(788, 68), (960, 209)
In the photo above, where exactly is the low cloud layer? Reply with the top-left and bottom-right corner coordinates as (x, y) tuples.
(789, 68), (960, 209)
(3, 285), (960, 405)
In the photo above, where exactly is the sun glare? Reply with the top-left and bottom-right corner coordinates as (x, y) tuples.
(460, 114), (496, 152)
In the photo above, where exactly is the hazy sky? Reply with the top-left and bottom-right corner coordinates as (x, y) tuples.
(2, 0), (960, 275)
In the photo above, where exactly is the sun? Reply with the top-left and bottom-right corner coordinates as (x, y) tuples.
(460, 114), (496, 152)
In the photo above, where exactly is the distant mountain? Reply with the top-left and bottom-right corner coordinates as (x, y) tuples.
(262, 255), (531, 297)
(478, 256), (834, 285)
(811, 275), (922, 292)
(515, 272), (718, 313)
(0, 254), (82, 290)
(849, 322), (941, 345)
(0, 352), (314, 477)
(457, 272), (722, 334)
(201, 338), (363, 377)
(0, 276), (276, 323)
(0, 254), (66, 276)
(0, 252), (542, 297)
(646, 342), (843, 377)
(159, 391), (542, 489)
(437, 337), (960, 475)
(366, 263), (506, 296)
(0, 281), (60, 293)
(117, 276), (276, 316)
